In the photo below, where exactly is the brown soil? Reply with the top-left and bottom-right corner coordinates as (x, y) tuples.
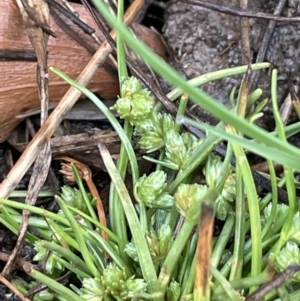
(163, 0), (300, 129)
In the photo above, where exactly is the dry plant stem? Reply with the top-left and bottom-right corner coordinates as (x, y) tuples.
(239, 0), (250, 64)
(0, 274), (31, 301)
(46, 0), (95, 36)
(279, 74), (298, 125)
(1, 0), (52, 277)
(47, 0), (116, 64)
(250, 0), (287, 90)
(10, 128), (120, 155)
(291, 88), (300, 119)
(238, 66), (252, 118)
(25, 271), (71, 299)
(47, 1), (118, 72)
(80, 0), (117, 67)
(194, 203), (214, 300)
(2, 149), (51, 277)
(279, 92), (293, 125)
(61, 0), (78, 15)
(49, 5), (95, 54)
(58, 156), (108, 241)
(0, 252), (29, 268)
(0, 49), (37, 61)
(0, 0), (144, 199)
(246, 264), (300, 301)
(180, 0), (300, 22)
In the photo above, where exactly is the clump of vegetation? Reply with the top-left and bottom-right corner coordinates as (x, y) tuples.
(1, 0), (300, 300)
(2, 69), (300, 300)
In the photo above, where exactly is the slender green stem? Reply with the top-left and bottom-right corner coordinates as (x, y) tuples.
(158, 219), (195, 295)
(181, 117), (300, 169)
(277, 285), (291, 301)
(244, 234), (280, 264)
(219, 256), (233, 279)
(12, 280), (45, 301)
(0, 199), (69, 225)
(227, 78), (248, 282)
(132, 292), (163, 301)
(225, 125), (262, 286)
(56, 196), (101, 278)
(259, 177), (286, 212)
(178, 234), (197, 285)
(40, 240), (92, 275)
(139, 203), (148, 234)
(215, 143), (233, 191)
(0, 216), (37, 244)
(86, 229), (133, 276)
(161, 64), (270, 107)
(109, 126), (131, 249)
(2, 213), (52, 230)
(110, 0), (135, 249)
(211, 214), (234, 268)
(261, 159), (278, 239)
(270, 69), (296, 259)
(54, 256), (91, 279)
(213, 269), (271, 296)
(246, 89), (263, 108)
(46, 218), (79, 249)
(68, 206), (120, 243)
(174, 93), (188, 132)
(50, 67), (141, 252)
(72, 164), (97, 221)
(181, 252), (196, 298)
(210, 266), (242, 301)
(9, 190), (54, 198)
(230, 165), (245, 281)
(116, 0), (128, 81)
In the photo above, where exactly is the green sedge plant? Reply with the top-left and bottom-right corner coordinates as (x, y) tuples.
(1, 1), (300, 300)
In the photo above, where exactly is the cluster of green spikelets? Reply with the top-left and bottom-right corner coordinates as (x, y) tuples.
(112, 77), (237, 219)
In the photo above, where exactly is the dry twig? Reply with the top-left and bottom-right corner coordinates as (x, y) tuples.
(246, 264), (300, 301)
(180, 0), (300, 22)
(250, 0), (287, 90)
(239, 0), (250, 64)
(0, 274), (31, 301)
